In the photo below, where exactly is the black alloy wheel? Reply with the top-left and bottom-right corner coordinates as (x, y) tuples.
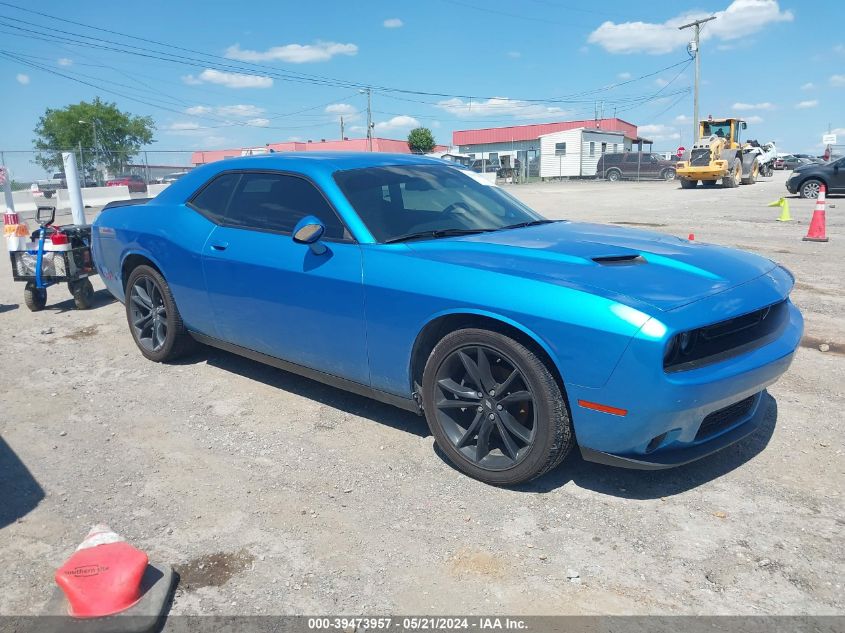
(434, 344), (536, 470)
(125, 265), (195, 362)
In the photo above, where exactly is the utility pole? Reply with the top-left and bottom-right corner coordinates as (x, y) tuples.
(340, 116), (345, 140)
(679, 16), (715, 142)
(366, 88), (373, 152)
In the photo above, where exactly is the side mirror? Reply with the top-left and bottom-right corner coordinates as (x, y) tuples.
(292, 215), (327, 254)
(36, 205), (56, 227)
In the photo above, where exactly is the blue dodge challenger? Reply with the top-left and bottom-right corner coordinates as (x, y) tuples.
(93, 153), (803, 485)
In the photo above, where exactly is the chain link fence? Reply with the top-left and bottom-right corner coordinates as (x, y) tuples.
(0, 149), (197, 191)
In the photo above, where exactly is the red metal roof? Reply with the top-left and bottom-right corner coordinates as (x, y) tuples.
(191, 138), (448, 165)
(453, 118), (638, 146)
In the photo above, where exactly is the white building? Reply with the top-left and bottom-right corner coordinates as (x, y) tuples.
(539, 128), (628, 179)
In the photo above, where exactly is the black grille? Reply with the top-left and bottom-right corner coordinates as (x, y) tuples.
(665, 300), (789, 372)
(690, 148), (711, 166)
(696, 395), (757, 441)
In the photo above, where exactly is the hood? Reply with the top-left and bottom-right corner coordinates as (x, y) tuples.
(405, 222), (777, 311)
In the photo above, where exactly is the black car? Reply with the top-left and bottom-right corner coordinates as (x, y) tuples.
(597, 152), (676, 181)
(785, 156), (845, 198)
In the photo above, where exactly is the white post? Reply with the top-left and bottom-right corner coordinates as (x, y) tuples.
(1, 166), (14, 214)
(62, 152), (86, 226)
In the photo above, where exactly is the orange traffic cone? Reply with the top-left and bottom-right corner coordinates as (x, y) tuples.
(803, 184), (829, 242)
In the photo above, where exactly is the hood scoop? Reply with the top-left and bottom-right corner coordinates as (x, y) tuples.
(592, 254), (646, 266)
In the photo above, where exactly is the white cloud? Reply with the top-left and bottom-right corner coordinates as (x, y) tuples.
(225, 42), (357, 63)
(675, 114), (692, 123)
(15, 73), (29, 85)
(828, 127), (845, 136)
(383, 18), (403, 28)
(436, 97), (568, 120)
(830, 74), (845, 87)
(374, 115), (420, 132)
(801, 82), (815, 90)
(795, 100), (818, 109)
(165, 122), (203, 134)
(654, 78), (669, 87)
(507, 51), (522, 58)
(325, 103), (358, 116)
(57, 58), (73, 66)
(182, 69), (273, 89)
(588, 0), (793, 54)
(246, 117), (270, 127)
(834, 44), (844, 54)
(217, 104), (265, 117)
(185, 104), (265, 118)
(638, 123), (681, 141)
(732, 101), (775, 110)
(617, 72), (632, 80)
(744, 115), (764, 124)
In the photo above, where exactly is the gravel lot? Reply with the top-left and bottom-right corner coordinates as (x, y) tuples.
(0, 171), (842, 617)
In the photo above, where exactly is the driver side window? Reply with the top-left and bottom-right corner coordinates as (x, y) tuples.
(212, 172), (347, 240)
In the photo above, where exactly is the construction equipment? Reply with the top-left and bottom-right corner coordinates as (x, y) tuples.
(676, 116), (760, 189)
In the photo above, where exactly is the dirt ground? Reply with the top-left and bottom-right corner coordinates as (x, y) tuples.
(0, 171), (842, 617)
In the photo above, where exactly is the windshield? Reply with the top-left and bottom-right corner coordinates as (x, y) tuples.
(702, 122), (731, 139)
(333, 164), (544, 242)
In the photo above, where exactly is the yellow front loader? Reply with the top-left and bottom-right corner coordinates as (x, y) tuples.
(676, 117), (760, 189)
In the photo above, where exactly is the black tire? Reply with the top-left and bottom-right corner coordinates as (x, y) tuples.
(44, 191), (54, 199)
(722, 159), (741, 188)
(680, 178), (698, 189)
(124, 264), (195, 362)
(24, 282), (47, 312)
(422, 328), (573, 486)
(661, 168), (676, 181)
(741, 161), (758, 185)
(70, 278), (94, 310)
(799, 179), (823, 199)
(606, 168), (622, 182)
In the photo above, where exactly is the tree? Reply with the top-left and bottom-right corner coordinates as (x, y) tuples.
(407, 127), (436, 154)
(33, 98), (155, 177)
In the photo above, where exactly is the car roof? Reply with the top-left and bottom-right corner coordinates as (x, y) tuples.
(154, 152), (453, 204)
(204, 152), (447, 173)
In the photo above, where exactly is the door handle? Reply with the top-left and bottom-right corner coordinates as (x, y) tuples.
(210, 242), (229, 251)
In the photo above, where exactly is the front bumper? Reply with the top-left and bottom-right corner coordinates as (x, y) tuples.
(568, 272), (803, 469)
(785, 176), (799, 194)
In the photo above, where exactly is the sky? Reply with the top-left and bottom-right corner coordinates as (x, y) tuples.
(2, 0), (843, 178)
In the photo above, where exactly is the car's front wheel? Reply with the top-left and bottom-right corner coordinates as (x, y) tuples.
(799, 179), (823, 199)
(125, 265), (195, 362)
(606, 168), (622, 182)
(422, 328), (573, 485)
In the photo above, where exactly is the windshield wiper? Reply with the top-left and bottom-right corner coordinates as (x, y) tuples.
(496, 219), (558, 231)
(383, 228), (496, 244)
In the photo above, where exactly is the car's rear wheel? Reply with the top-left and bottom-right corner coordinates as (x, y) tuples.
(125, 265), (194, 362)
(422, 328), (573, 486)
(800, 179), (822, 199)
(606, 168), (622, 182)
